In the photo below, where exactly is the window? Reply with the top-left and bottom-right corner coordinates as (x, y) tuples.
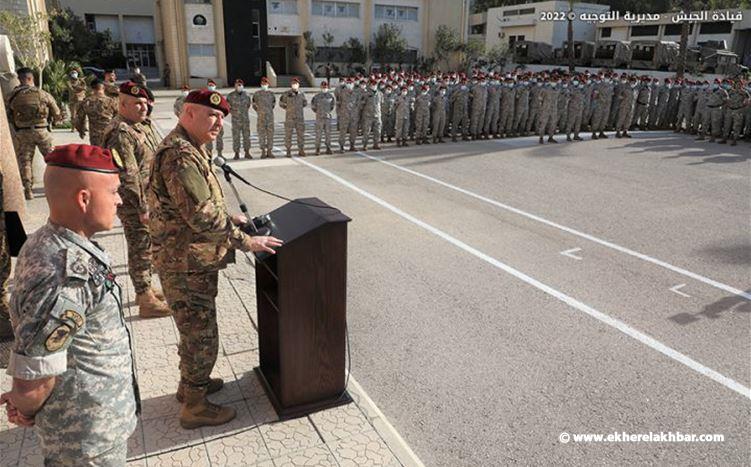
(631, 25), (659, 37)
(84, 14), (95, 32)
(519, 8), (535, 15)
(312, 1), (359, 18)
(188, 43), (216, 56)
(470, 23), (485, 35)
(699, 21), (732, 35)
(126, 44), (156, 67)
(600, 27), (611, 38)
(269, 0), (298, 15)
(503, 9), (519, 17)
(184, 0), (211, 3)
(375, 4), (417, 21)
(664, 23), (693, 35)
(508, 35), (524, 45)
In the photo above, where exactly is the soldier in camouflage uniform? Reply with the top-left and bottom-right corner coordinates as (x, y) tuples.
(361, 80), (383, 150)
(615, 78), (637, 138)
(227, 79), (252, 159)
(1, 144), (138, 465)
(414, 85), (432, 145)
(720, 80), (750, 146)
(336, 79), (355, 152)
(349, 82), (366, 150)
(103, 82), (171, 319)
(451, 79), (470, 142)
(381, 85), (396, 143)
(526, 78), (544, 135)
(632, 78), (652, 131)
(252, 77), (276, 159)
(513, 80), (530, 137)
(431, 86), (448, 144)
(394, 86), (413, 147)
(469, 77), (487, 140)
(7, 68), (61, 200)
(103, 69), (120, 99)
(591, 77), (613, 139)
(0, 171), (10, 341)
(691, 81), (710, 136)
(565, 80), (586, 142)
(498, 79), (516, 138)
(174, 85), (191, 117)
(66, 69), (87, 133)
(537, 79), (560, 144)
(311, 81), (336, 155)
(147, 90), (282, 428)
(697, 80), (728, 142)
(74, 79), (118, 147)
(483, 79), (501, 139)
(674, 82), (696, 133)
(279, 78), (307, 157)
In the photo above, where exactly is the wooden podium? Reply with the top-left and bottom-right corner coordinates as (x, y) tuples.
(253, 198), (352, 418)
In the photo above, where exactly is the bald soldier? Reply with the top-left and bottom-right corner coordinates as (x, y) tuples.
(103, 82), (171, 318)
(1, 144), (138, 465)
(148, 90), (282, 429)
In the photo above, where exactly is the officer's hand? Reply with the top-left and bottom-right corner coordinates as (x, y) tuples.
(139, 212), (149, 224)
(231, 214), (248, 226)
(0, 392), (35, 427)
(242, 235), (283, 254)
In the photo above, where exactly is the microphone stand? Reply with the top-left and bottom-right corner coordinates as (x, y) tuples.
(218, 164), (271, 236)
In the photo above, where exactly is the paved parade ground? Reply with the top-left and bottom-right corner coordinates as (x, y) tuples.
(155, 91), (751, 466)
(3, 91), (749, 466)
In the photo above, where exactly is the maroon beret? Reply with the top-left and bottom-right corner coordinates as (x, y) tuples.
(184, 89), (230, 116)
(119, 81), (149, 100)
(45, 144), (121, 174)
(235, 78), (244, 85)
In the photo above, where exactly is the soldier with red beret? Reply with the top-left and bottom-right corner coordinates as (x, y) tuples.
(205, 79), (225, 157)
(102, 82), (171, 319)
(147, 89), (282, 429)
(1, 144), (139, 465)
(279, 77), (308, 156)
(252, 77), (276, 158)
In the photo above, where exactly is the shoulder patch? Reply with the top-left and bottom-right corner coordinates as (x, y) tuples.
(65, 249), (90, 281)
(45, 324), (72, 352)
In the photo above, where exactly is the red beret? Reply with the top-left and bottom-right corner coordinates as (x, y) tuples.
(235, 78), (244, 85)
(291, 77), (300, 84)
(184, 89), (230, 116)
(207, 79), (216, 85)
(45, 144), (121, 174)
(119, 81), (149, 100)
(260, 77), (269, 84)
(181, 84), (190, 90)
(321, 81), (329, 87)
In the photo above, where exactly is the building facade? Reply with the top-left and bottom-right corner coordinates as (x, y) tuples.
(0, 0), (52, 66)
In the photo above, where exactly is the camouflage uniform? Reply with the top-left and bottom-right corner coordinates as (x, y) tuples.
(102, 116), (160, 295)
(469, 84), (487, 138)
(7, 222), (138, 465)
(565, 85), (585, 141)
(174, 95), (186, 117)
(632, 83), (652, 130)
(513, 84), (530, 136)
(483, 83), (500, 138)
(361, 88), (383, 149)
(349, 87), (365, 148)
(414, 91), (431, 144)
(721, 86), (750, 145)
(450, 86), (470, 141)
(692, 86), (710, 135)
(104, 81), (120, 99)
(526, 83), (544, 134)
(647, 82), (661, 128)
(654, 84), (671, 129)
(148, 124), (251, 390)
(537, 85), (559, 143)
(591, 82), (613, 137)
(252, 89), (276, 158)
(279, 89), (307, 154)
(615, 83), (636, 136)
(431, 91), (447, 143)
(665, 84), (682, 129)
(556, 85), (571, 135)
(75, 94), (118, 147)
(701, 87), (728, 141)
(227, 89), (252, 156)
(336, 86), (354, 151)
(311, 90), (336, 153)
(675, 86), (696, 132)
(381, 91), (396, 142)
(394, 93), (412, 145)
(498, 83), (516, 137)
(66, 77), (87, 128)
(0, 172), (10, 337)
(7, 84), (60, 197)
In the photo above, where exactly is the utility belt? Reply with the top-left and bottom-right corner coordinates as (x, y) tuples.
(15, 124), (48, 131)
(707, 105), (723, 108)
(637, 101), (649, 105)
(728, 106), (744, 111)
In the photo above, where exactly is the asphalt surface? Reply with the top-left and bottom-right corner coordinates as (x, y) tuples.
(153, 98), (750, 466)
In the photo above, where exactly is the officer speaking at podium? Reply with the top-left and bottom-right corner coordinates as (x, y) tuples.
(147, 89), (282, 429)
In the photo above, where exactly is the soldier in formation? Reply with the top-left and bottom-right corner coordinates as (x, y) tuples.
(74, 79), (118, 147)
(279, 78), (307, 157)
(311, 81), (336, 155)
(174, 84), (191, 117)
(252, 77), (276, 158)
(226, 79), (252, 159)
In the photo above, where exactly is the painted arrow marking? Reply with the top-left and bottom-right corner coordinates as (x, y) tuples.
(560, 247), (583, 260)
(670, 284), (691, 298)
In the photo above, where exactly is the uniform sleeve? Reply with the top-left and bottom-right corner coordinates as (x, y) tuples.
(45, 92), (61, 121)
(73, 100), (87, 134)
(107, 129), (146, 213)
(161, 150), (247, 249)
(8, 251), (89, 380)
(279, 94), (287, 109)
(310, 95), (318, 112)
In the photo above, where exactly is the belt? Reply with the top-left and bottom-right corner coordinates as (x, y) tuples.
(637, 101), (648, 105)
(16, 125), (48, 130)
(707, 105), (722, 108)
(728, 106), (744, 111)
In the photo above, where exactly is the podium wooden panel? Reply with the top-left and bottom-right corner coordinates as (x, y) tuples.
(254, 198), (351, 418)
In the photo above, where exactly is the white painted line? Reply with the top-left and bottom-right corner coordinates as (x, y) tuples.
(296, 157), (751, 400)
(354, 152), (751, 302)
(670, 284), (692, 298)
(560, 247), (583, 261)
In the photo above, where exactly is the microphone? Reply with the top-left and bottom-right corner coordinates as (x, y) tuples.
(213, 156), (251, 185)
(213, 156), (272, 236)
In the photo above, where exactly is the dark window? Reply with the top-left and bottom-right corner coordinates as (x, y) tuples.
(84, 14), (96, 32)
(631, 25), (659, 37)
(601, 27), (611, 38)
(519, 8), (535, 15)
(664, 23), (693, 35)
(503, 9), (518, 17)
(192, 14), (207, 26)
(471, 23), (485, 35)
(126, 43), (156, 68)
(699, 21), (732, 35)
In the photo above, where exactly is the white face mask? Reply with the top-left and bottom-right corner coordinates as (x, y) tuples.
(182, 91), (190, 97)
(439, 90), (446, 96)
(385, 89), (391, 94)
(236, 86), (244, 92)
(401, 91), (407, 96)
(292, 84), (299, 91)
(370, 85), (377, 91)
(70, 72), (78, 79)
(347, 83), (354, 89)
(461, 85), (467, 90)
(208, 85), (216, 91)
(408, 86), (414, 92)
(322, 88), (329, 93)
(261, 84), (269, 90)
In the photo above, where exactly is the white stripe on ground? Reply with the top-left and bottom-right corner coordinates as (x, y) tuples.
(354, 151), (751, 301)
(295, 157), (751, 400)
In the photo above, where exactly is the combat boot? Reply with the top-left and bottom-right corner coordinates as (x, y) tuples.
(695, 135), (705, 141)
(373, 144), (381, 150)
(548, 137), (558, 144)
(136, 290), (171, 318)
(538, 137), (544, 144)
(234, 151), (240, 160)
(176, 378), (224, 403)
(566, 135), (572, 142)
(598, 132), (607, 139)
(298, 149), (306, 157)
(709, 137), (715, 142)
(245, 150), (251, 159)
(622, 132), (631, 138)
(179, 386), (236, 430)
(340, 145), (345, 154)
(452, 137), (457, 142)
(615, 132), (622, 138)
(717, 139), (727, 144)
(286, 149), (292, 157)
(573, 136), (583, 141)
(326, 147), (333, 155)
(315, 148), (321, 155)
(349, 144), (356, 152)
(730, 139), (737, 146)
(402, 139), (409, 147)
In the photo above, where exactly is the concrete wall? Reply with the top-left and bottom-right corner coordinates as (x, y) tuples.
(184, 2), (217, 79)
(53, 0), (154, 16)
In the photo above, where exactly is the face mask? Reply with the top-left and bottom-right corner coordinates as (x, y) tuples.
(536, 83), (542, 87)
(551, 83), (558, 88)
(439, 90), (446, 96)
(208, 85), (216, 91)
(322, 88), (329, 93)
(182, 91), (190, 97)
(621, 80), (627, 84)
(461, 85), (467, 90)
(236, 86), (244, 92)
(370, 85), (377, 91)
(292, 84), (300, 91)
(71, 72), (78, 79)
(347, 83), (354, 89)
(401, 91), (407, 96)
(630, 83), (637, 88)
(385, 89), (392, 94)
(431, 78), (437, 83)
(573, 81), (579, 86)
(667, 84), (672, 89)
(261, 84), (269, 90)
(421, 90), (428, 95)
(562, 84), (568, 88)
(408, 86), (414, 92)
(480, 82), (486, 86)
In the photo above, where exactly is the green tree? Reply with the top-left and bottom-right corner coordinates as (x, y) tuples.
(0, 10), (51, 81)
(372, 23), (407, 68)
(302, 31), (316, 66)
(48, 8), (124, 68)
(459, 38), (485, 72)
(484, 42), (509, 71)
(433, 25), (461, 70)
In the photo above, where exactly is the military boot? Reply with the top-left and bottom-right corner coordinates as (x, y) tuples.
(615, 132), (622, 138)
(566, 135), (572, 142)
(286, 149), (292, 157)
(234, 151), (240, 160)
(548, 137), (558, 144)
(573, 136), (583, 141)
(539, 137), (544, 144)
(340, 145), (346, 154)
(373, 144), (381, 150)
(176, 378), (224, 403)
(136, 289), (172, 319)
(592, 133), (599, 140)
(179, 386), (236, 430)
(298, 149), (306, 157)
(717, 139), (727, 144)
(730, 138), (737, 146)
(349, 144), (356, 152)
(315, 148), (321, 155)
(598, 132), (607, 139)
(245, 150), (252, 159)
(622, 132), (631, 138)
(452, 136), (457, 142)
(326, 147), (333, 155)
(695, 135), (705, 141)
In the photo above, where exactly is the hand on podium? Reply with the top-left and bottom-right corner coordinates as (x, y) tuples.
(241, 234), (283, 254)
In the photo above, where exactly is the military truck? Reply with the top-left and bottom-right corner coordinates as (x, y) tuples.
(683, 47), (747, 76)
(629, 40), (678, 71)
(554, 41), (595, 67)
(592, 40), (631, 68)
(513, 41), (554, 65)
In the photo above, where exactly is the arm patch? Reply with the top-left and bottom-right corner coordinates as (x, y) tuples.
(177, 163), (212, 204)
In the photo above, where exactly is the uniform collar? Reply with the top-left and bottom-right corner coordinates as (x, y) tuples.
(47, 221), (112, 266)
